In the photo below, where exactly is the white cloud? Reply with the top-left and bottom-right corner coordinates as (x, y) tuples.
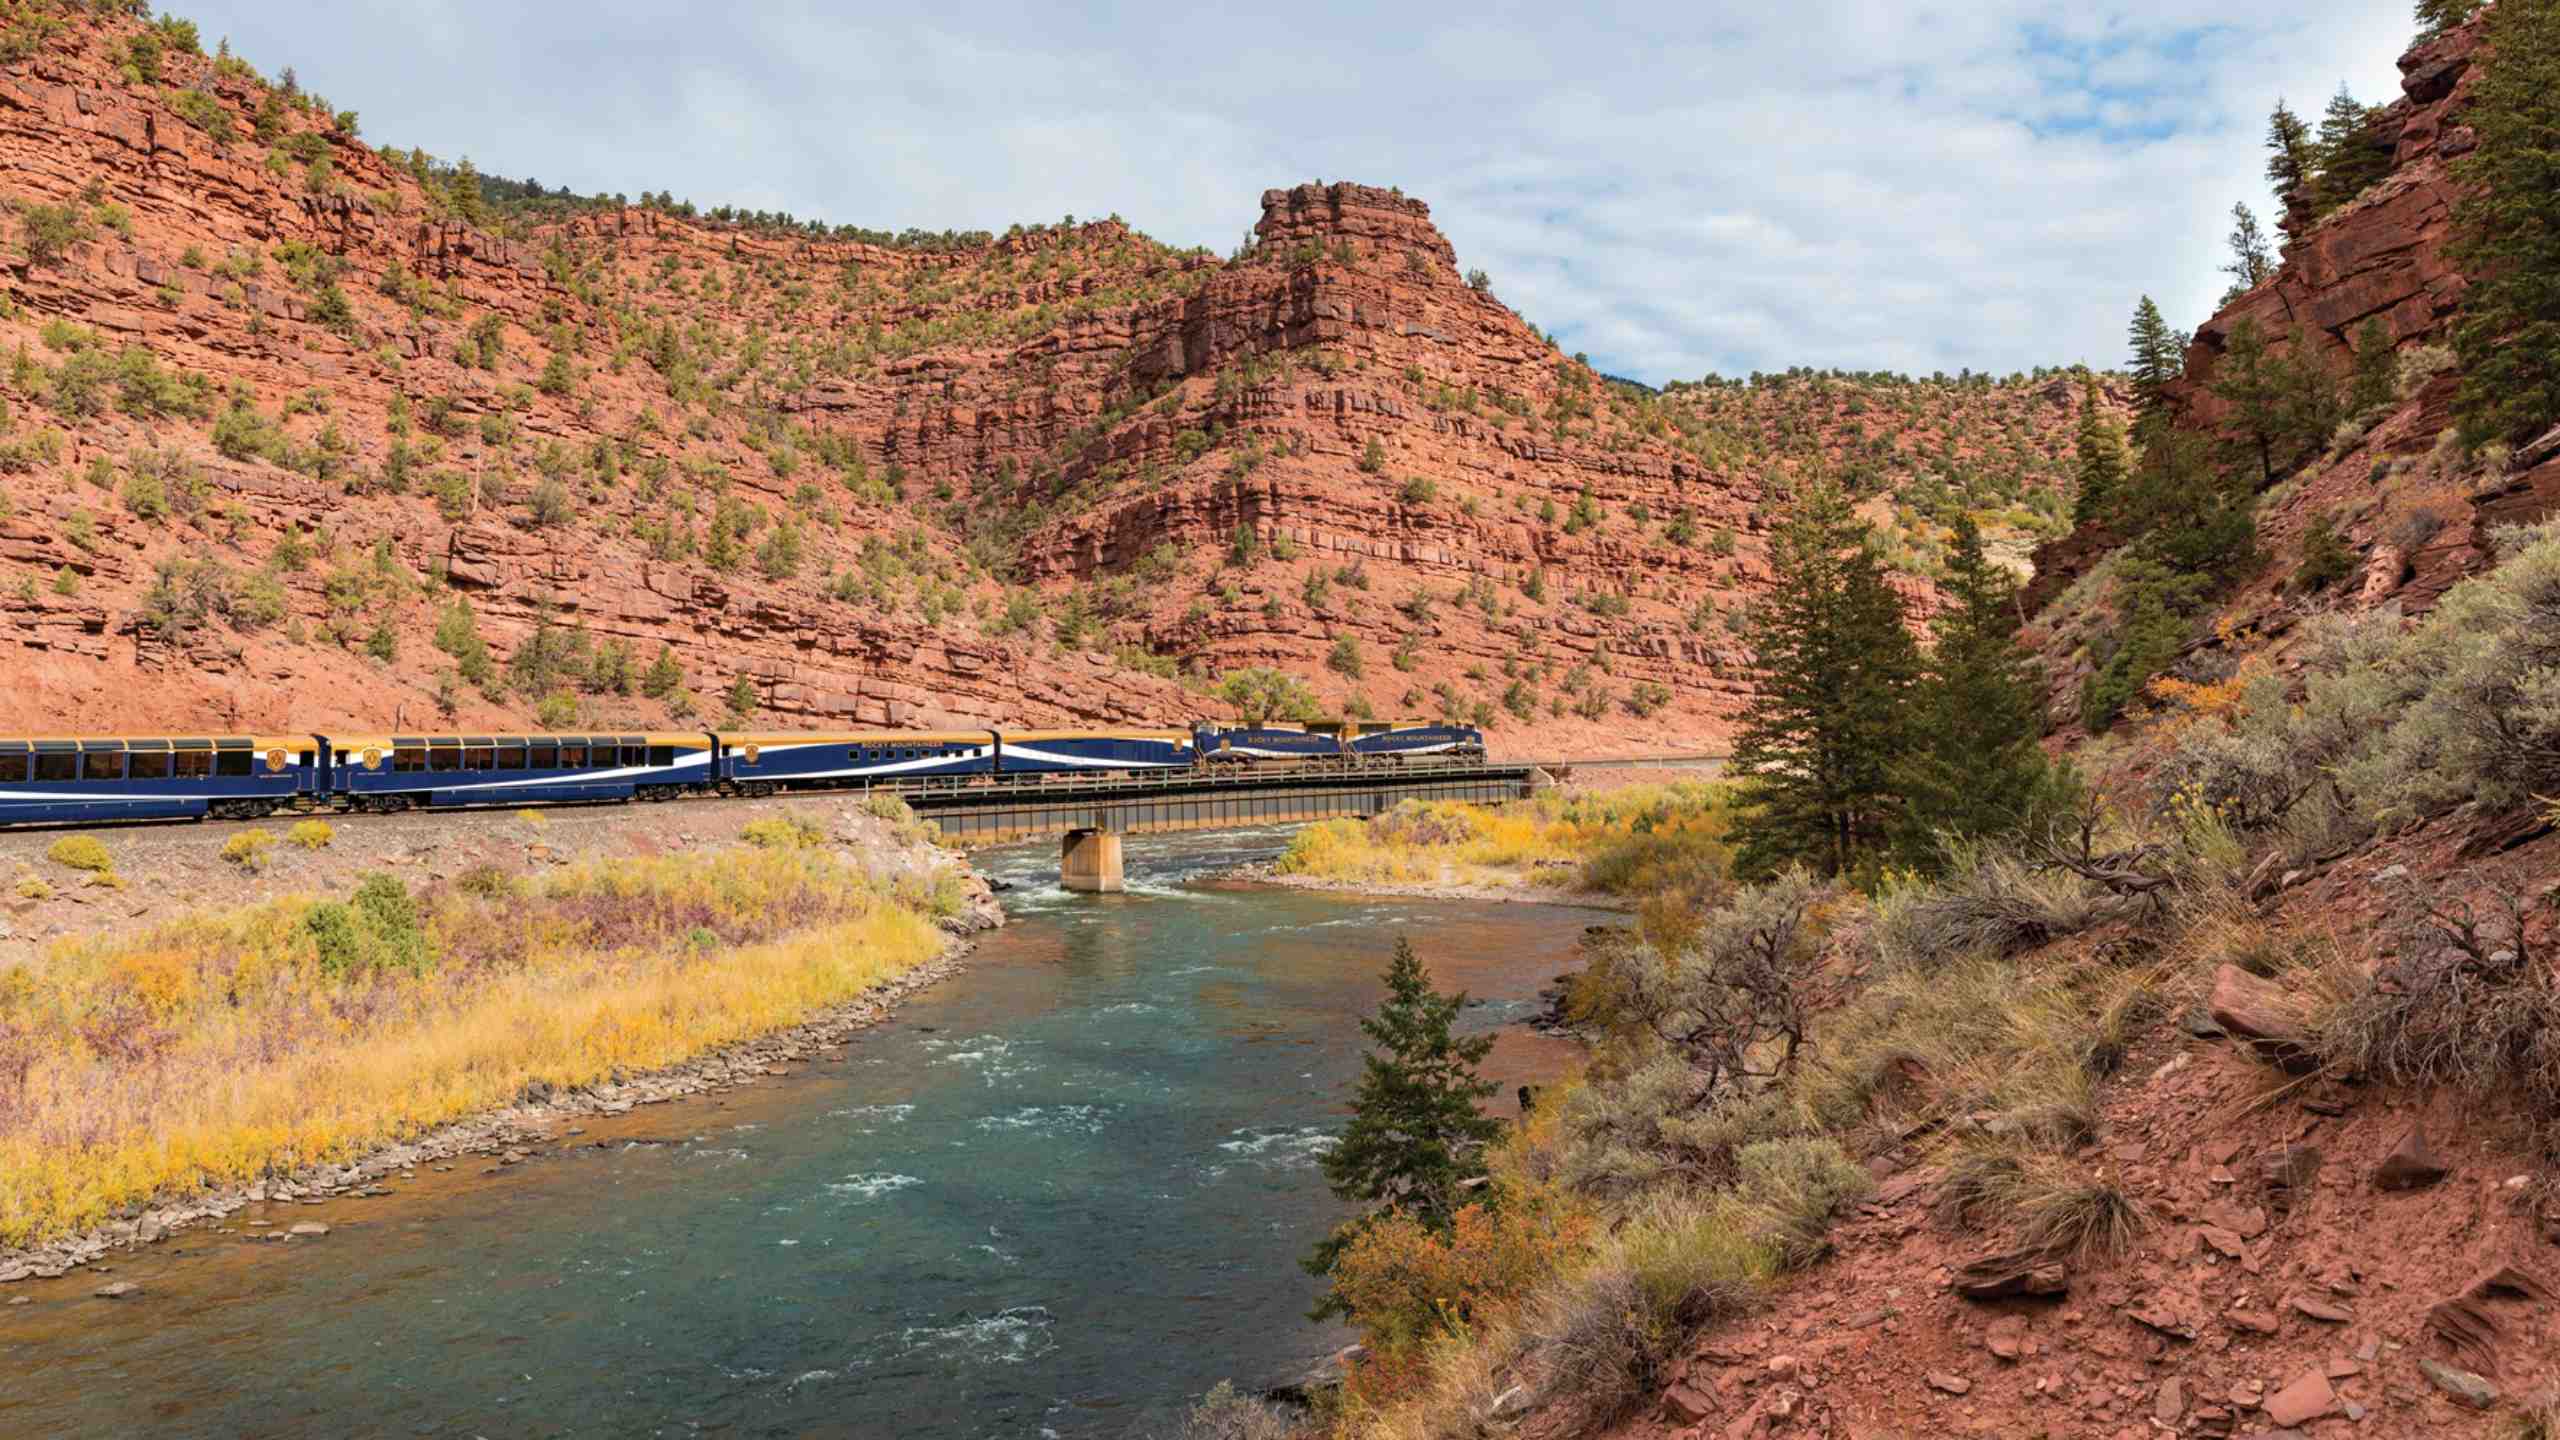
(182, 0), (2416, 381)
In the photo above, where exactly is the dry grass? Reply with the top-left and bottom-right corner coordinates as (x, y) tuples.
(0, 845), (948, 1246)
(2498, 1405), (2560, 1440)
(1872, 846), (2106, 970)
(2009, 1154), (2149, 1262)
(45, 835), (112, 874)
(2308, 865), (2560, 1146)
(1516, 1195), (1773, 1424)
(1276, 784), (1735, 898)
(219, 828), (275, 870)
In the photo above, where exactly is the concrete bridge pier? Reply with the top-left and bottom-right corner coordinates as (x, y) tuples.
(1061, 828), (1125, 893)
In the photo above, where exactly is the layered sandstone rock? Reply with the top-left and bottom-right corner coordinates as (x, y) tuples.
(0, 14), (2101, 752)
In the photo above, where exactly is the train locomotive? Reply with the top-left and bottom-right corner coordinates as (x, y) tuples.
(0, 720), (1486, 828)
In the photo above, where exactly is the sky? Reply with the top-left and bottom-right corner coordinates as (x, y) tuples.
(181, 1), (2418, 384)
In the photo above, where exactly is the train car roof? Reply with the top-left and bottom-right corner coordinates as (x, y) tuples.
(0, 734), (318, 752)
(328, 733), (710, 751)
(715, 731), (992, 746)
(999, 729), (1192, 742)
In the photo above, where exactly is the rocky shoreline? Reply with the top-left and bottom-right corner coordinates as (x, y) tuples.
(0, 908), (1000, 1292)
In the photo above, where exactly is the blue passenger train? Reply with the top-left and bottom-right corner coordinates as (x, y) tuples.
(0, 719), (1485, 828)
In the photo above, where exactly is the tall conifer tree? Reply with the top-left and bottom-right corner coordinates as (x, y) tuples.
(1893, 516), (2056, 865)
(2072, 376), (2126, 527)
(1304, 937), (1502, 1304)
(2220, 203), (2275, 305)
(2211, 317), (2286, 485)
(2348, 317), (2400, 417)
(2449, 0), (2560, 445)
(2265, 101), (2315, 203)
(1730, 478), (1917, 880)
(2313, 85), (2390, 211)
(2126, 297), (2184, 418)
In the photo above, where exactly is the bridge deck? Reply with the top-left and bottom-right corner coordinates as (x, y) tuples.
(880, 760), (1542, 842)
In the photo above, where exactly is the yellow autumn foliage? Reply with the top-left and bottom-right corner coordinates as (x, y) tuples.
(1275, 782), (1737, 901)
(0, 844), (950, 1246)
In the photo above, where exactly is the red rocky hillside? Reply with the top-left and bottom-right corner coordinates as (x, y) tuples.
(2028, 10), (2560, 710)
(0, 7), (2112, 751)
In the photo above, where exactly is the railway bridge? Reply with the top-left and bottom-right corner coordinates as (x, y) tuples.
(861, 754), (1726, 891)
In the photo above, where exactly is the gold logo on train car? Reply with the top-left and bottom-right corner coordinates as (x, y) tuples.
(361, 747), (384, 770)
(264, 748), (289, 773)
(741, 743), (762, 765)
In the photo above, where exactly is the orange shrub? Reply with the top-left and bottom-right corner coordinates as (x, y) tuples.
(1328, 1190), (1596, 1404)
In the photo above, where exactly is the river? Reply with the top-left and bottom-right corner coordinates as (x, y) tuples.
(0, 828), (1606, 1439)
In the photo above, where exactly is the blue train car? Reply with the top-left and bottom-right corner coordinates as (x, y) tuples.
(1348, 723), (1484, 760)
(328, 733), (715, 811)
(716, 731), (1000, 795)
(0, 734), (319, 826)
(1193, 723), (1348, 764)
(995, 729), (1195, 775)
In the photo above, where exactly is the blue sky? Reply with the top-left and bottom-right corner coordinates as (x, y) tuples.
(182, 1), (2415, 383)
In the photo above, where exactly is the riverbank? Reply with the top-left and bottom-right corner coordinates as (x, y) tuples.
(0, 797), (1002, 1281)
(1263, 780), (1737, 922)
(1227, 858), (1632, 911)
(0, 828), (1606, 1439)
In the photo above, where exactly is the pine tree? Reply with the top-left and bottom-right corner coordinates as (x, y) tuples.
(641, 644), (684, 700)
(2273, 325), (2345, 463)
(2126, 297), (2183, 417)
(2414, 0), (2486, 39)
(2220, 203), (2275, 304)
(2449, 0), (2560, 446)
(1729, 478), (1918, 880)
(2116, 425), (2257, 581)
(2348, 317), (2399, 417)
(2071, 376), (2126, 527)
(1304, 936), (1503, 1300)
(1892, 515), (2058, 866)
(2211, 317), (2286, 485)
(2265, 101), (2315, 205)
(449, 157), (487, 226)
(2078, 553), (2211, 733)
(2312, 85), (2390, 213)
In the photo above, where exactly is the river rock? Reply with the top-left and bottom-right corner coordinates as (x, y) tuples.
(288, 1222), (331, 1238)
(92, 1281), (140, 1299)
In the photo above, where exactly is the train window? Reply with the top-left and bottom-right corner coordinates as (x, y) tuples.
(215, 752), (253, 778)
(430, 748), (461, 773)
(393, 748), (425, 773)
(493, 747), (527, 771)
(620, 746), (645, 767)
(0, 755), (23, 783)
(648, 746), (673, 767)
(128, 751), (172, 781)
(557, 744), (587, 768)
(33, 753), (75, 782)
(172, 750), (211, 780)
(80, 753), (125, 781)
(460, 746), (492, 769)
(529, 743), (559, 769)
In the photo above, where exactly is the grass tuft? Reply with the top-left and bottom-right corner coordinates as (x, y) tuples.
(45, 835), (112, 874)
(2011, 1155), (2148, 1262)
(219, 828), (275, 870)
